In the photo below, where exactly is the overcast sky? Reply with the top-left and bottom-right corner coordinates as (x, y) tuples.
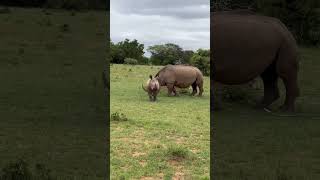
(110, 0), (210, 57)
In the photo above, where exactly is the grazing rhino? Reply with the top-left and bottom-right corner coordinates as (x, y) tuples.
(154, 64), (204, 96)
(211, 10), (300, 112)
(142, 75), (160, 101)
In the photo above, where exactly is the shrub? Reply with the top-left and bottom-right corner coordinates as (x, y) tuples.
(220, 86), (250, 102)
(190, 54), (210, 76)
(111, 112), (128, 121)
(166, 145), (190, 161)
(123, 58), (138, 65)
(214, 79), (261, 104)
(190, 49), (210, 76)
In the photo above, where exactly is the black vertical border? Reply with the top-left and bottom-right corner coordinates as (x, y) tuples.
(105, 0), (111, 179)
(210, 0), (215, 179)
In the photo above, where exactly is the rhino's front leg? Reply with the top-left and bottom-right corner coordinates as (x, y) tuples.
(167, 83), (175, 96)
(172, 87), (179, 96)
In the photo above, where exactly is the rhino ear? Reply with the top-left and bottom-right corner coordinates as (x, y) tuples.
(149, 75), (152, 79)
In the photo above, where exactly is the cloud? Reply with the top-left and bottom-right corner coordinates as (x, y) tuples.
(110, 0), (210, 57)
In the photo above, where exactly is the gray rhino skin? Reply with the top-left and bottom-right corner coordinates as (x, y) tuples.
(155, 65), (204, 96)
(211, 10), (300, 112)
(142, 75), (160, 101)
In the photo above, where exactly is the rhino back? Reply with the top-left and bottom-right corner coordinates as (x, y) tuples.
(211, 13), (286, 84)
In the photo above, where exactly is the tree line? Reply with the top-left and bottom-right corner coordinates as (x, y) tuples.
(110, 39), (210, 76)
(211, 0), (320, 46)
(0, 0), (108, 10)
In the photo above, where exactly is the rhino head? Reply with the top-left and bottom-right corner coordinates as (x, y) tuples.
(142, 75), (160, 102)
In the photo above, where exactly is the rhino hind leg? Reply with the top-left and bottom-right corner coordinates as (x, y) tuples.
(191, 83), (197, 96)
(259, 62), (280, 108)
(172, 86), (179, 96)
(276, 49), (300, 112)
(279, 73), (299, 112)
(166, 83), (175, 96)
(198, 82), (204, 96)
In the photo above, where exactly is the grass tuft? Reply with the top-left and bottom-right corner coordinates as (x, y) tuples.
(166, 145), (190, 161)
(111, 112), (129, 122)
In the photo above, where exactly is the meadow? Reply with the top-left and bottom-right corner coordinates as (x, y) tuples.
(0, 8), (107, 179)
(110, 64), (210, 179)
(214, 47), (320, 180)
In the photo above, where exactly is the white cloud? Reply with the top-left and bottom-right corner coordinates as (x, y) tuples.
(110, 0), (210, 57)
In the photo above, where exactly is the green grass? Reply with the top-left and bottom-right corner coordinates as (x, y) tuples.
(0, 8), (107, 179)
(110, 64), (210, 179)
(214, 47), (320, 180)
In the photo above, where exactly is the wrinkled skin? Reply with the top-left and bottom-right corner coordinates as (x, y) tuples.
(142, 75), (160, 101)
(211, 10), (300, 112)
(155, 65), (204, 96)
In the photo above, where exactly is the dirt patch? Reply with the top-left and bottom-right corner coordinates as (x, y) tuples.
(140, 177), (154, 180)
(139, 160), (147, 167)
(140, 173), (164, 180)
(190, 148), (200, 154)
(172, 171), (186, 180)
(132, 152), (146, 157)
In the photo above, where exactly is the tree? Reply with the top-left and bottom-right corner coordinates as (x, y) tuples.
(190, 49), (210, 76)
(110, 39), (145, 64)
(182, 50), (194, 64)
(147, 43), (184, 65)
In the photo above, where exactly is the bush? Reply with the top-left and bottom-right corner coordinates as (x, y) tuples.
(166, 145), (190, 161)
(190, 51), (210, 76)
(214, 79), (261, 103)
(123, 58), (138, 65)
(111, 112), (128, 121)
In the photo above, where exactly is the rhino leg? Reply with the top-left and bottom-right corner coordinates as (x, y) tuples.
(191, 83), (197, 96)
(279, 76), (299, 112)
(276, 52), (300, 112)
(173, 87), (179, 96)
(166, 83), (175, 96)
(259, 62), (280, 108)
(198, 83), (204, 96)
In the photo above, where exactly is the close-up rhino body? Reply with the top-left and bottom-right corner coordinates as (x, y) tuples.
(155, 65), (204, 96)
(142, 75), (160, 101)
(211, 10), (300, 112)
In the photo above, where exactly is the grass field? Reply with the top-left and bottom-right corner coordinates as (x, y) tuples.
(214, 47), (320, 180)
(110, 64), (210, 179)
(0, 8), (107, 179)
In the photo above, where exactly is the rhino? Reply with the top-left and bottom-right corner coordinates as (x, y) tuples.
(211, 10), (300, 112)
(142, 75), (160, 101)
(154, 64), (204, 96)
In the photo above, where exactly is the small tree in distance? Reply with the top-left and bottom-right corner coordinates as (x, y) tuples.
(190, 49), (210, 76)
